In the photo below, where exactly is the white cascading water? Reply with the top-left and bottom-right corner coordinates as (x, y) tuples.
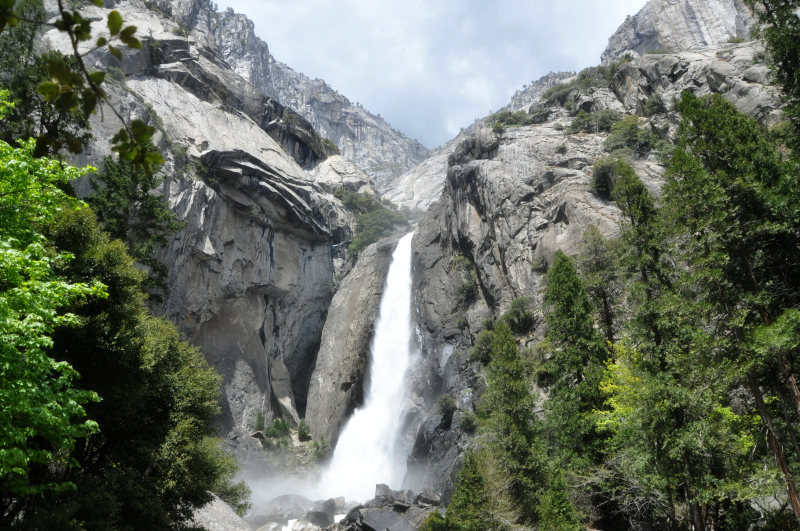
(317, 232), (416, 503)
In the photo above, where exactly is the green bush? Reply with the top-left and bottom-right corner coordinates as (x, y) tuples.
(555, 144), (568, 154)
(334, 189), (382, 214)
(541, 59), (632, 107)
(419, 510), (447, 531)
(592, 156), (619, 199)
(489, 110), (530, 128)
(264, 418), (291, 438)
(728, 37), (746, 44)
(255, 409), (266, 432)
(323, 137), (341, 154)
(298, 419), (311, 442)
(348, 208), (408, 255)
(603, 115), (660, 155)
(456, 273), (478, 301)
(469, 329), (495, 364)
(437, 394), (457, 421)
(568, 109), (621, 134)
(460, 410), (478, 433)
(641, 93), (666, 116)
(501, 297), (536, 335)
(482, 318), (496, 331)
(312, 437), (332, 460)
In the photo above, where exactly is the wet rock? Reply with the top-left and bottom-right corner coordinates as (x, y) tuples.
(313, 498), (338, 515)
(305, 234), (405, 447)
(304, 510), (335, 527)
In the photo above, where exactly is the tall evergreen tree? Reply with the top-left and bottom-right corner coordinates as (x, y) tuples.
(578, 224), (621, 343)
(480, 321), (547, 525)
(445, 452), (497, 531)
(543, 250), (609, 468)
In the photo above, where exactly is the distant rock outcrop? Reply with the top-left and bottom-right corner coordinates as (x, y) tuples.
(601, 0), (754, 64)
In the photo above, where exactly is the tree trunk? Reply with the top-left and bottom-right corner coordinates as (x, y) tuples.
(749, 372), (800, 526)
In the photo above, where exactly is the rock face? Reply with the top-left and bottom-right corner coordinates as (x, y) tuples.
(305, 235), (404, 447)
(400, 39), (781, 499)
(41, 0), (365, 432)
(191, 494), (251, 531)
(602, 0), (754, 63)
(156, 0), (431, 188)
(384, 72), (573, 212)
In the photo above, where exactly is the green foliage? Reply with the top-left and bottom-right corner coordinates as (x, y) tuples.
(480, 322), (547, 524)
(264, 418), (291, 438)
(536, 471), (582, 531)
(311, 437), (331, 461)
(578, 225), (620, 343)
(488, 110), (531, 129)
(0, 139), (103, 506)
(459, 410), (478, 433)
(542, 250), (609, 468)
(469, 329), (495, 364)
(0, 0), (164, 171)
(323, 137), (340, 154)
(18, 205), (247, 528)
(88, 156), (186, 301)
(500, 297), (536, 335)
(555, 144), (567, 154)
(591, 156), (619, 198)
(348, 208), (408, 256)
(437, 394), (457, 425)
(334, 189), (382, 214)
(255, 409), (266, 432)
(419, 510), (447, 531)
(298, 419), (311, 442)
(567, 109), (620, 134)
(604, 114), (660, 155)
(445, 452), (498, 531)
(541, 59), (631, 106)
(641, 93), (667, 116)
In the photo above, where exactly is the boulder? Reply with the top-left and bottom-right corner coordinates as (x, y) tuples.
(190, 494), (251, 531)
(304, 510), (334, 527)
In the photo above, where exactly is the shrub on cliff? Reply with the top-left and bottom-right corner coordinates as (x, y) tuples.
(348, 208), (408, 256)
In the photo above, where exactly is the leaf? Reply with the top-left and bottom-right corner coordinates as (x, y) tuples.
(120, 25), (137, 38)
(120, 35), (141, 49)
(36, 82), (60, 99)
(88, 71), (106, 86)
(34, 135), (53, 157)
(66, 136), (84, 154)
(108, 45), (122, 61)
(91, 0), (103, 5)
(107, 10), (122, 36)
(96, 36), (107, 47)
(81, 90), (97, 118)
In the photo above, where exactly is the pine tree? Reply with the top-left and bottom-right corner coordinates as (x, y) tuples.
(578, 224), (621, 343)
(445, 451), (496, 531)
(480, 321), (547, 524)
(542, 250), (609, 468)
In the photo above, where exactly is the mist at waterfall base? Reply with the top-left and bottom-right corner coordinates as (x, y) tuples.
(245, 232), (417, 508)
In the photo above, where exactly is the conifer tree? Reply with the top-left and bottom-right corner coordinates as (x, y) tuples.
(445, 451), (497, 531)
(480, 321), (547, 524)
(543, 250), (609, 468)
(578, 224), (621, 343)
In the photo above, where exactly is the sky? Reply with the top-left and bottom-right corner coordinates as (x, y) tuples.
(213, 0), (649, 148)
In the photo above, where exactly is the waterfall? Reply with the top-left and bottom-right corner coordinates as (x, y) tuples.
(319, 232), (416, 503)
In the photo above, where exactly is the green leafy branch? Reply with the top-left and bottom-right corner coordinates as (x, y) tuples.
(0, 0), (164, 174)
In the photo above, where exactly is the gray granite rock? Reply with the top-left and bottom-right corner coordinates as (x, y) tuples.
(602, 0), (754, 64)
(191, 494), (251, 531)
(305, 234), (404, 447)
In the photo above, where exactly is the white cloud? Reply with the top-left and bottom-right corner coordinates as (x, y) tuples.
(214, 0), (648, 148)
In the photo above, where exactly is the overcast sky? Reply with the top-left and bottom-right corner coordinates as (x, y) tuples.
(214, 0), (648, 148)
